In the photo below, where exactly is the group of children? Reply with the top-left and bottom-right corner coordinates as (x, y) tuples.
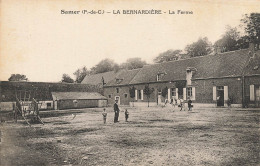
(102, 108), (129, 124)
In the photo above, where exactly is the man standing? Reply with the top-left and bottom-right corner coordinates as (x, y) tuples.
(114, 100), (120, 123)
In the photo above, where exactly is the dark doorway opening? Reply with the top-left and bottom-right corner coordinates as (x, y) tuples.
(217, 86), (224, 106)
(256, 85), (260, 108)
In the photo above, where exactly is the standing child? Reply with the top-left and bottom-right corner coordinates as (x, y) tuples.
(172, 98), (176, 108)
(125, 109), (129, 122)
(179, 99), (184, 111)
(102, 108), (107, 124)
(164, 99), (168, 107)
(188, 98), (193, 111)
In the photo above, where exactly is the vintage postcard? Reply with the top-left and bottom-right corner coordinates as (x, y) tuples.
(0, 0), (260, 165)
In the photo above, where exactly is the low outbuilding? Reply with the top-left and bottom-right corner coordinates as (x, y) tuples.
(52, 92), (107, 110)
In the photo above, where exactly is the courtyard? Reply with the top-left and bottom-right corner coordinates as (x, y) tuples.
(0, 106), (259, 166)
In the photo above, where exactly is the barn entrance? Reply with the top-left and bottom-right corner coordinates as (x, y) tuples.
(217, 86), (224, 106)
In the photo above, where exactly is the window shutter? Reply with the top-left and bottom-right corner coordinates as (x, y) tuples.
(141, 90), (144, 100)
(135, 90), (137, 100)
(176, 88), (178, 99)
(192, 87), (196, 100)
(224, 86), (228, 101)
(213, 86), (216, 100)
(250, 85), (255, 101)
(183, 88), (186, 100)
(168, 88), (171, 101)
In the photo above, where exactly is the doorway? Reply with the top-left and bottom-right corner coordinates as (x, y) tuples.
(256, 86), (260, 107)
(54, 100), (58, 110)
(217, 86), (224, 106)
(157, 90), (162, 105)
(115, 96), (120, 105)
(73, 100), (78, 108)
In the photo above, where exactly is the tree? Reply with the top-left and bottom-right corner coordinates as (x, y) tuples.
(61, 74), (74, 83)
(113, 63), (120, 72)
(153, 49), (182, 63)
(143, 85), (154, 107)
(8, 74), (28, 81)
(185, 37), (213, 57)
(214, 26), (241, 52)
(91, 59), (119, 74)
(236, 36), (250, 49)
(129, 86), (136, 107)
(241, 13), (260, 45)
(73, 66), (90, 83)
(121, 58), (147, 70)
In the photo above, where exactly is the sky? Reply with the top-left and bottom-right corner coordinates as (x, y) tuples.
(1, 0), (260, 82)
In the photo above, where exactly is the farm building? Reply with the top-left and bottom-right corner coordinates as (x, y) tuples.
(0, 81), (104, 111)
(81, 70), (123, 86)
(52, 92), (107, 110)
(82, 45), (260, 108)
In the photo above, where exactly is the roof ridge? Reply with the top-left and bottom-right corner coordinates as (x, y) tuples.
(144, 48), (250, 68)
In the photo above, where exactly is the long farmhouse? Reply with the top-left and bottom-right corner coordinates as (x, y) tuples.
(82, 44), (260, 108)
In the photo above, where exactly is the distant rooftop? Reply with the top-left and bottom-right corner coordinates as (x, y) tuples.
(81, 71), (121, 85)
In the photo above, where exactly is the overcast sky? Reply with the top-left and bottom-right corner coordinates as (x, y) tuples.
(1, 0), (260, 82)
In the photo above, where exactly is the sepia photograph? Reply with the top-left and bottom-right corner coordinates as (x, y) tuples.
(0, 0), (260, 165)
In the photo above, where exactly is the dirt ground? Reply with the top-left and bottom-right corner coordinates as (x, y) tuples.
(0, 106), (259, 166)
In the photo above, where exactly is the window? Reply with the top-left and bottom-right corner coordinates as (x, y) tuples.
(157, 74), (161, 81)
(116, 78), (123, 84)
(108, 95), (112, 98)
(156, 72), (166, 81)
(124, 94), (128, 98)
(47, 103), (51, 107)
(171, 88), (176, 96)
(116, 88), (119, 93)
(187, 87), (192, 97)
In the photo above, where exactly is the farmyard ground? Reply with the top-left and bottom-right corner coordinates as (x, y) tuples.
(0, 106), (259, 166)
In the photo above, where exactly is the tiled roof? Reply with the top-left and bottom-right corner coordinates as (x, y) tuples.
(105, 69), (141, 87)
(130, 49), (254, 84)
(52, 92), (107, 100)
(130, 59), (189, 84)
(243, 51), (260, 76)
(192, 49), (255, 79)
(81, 71), (120, 85)
(82, 49), (258, 86)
